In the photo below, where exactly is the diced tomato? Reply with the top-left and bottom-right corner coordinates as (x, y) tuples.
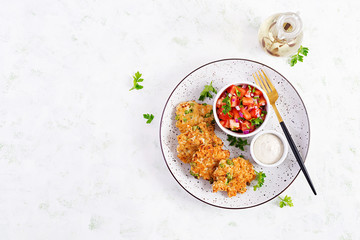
(232, 108), (240, 120)
(247, 106), (255, 112)
(229, 119), (240, 131)
(220, 120), (230, 128)
(259, 96), (266, 106)
(242, 97), (253, 106)
(227, 85), (238, 95)
(240, 108), (252, 120)
(217, 108), (232, 120)
(216, 97), (225, 108)
(228, 85), (246, 98)
(230, 96), (239, 107)
(250, 108), (261, 118)
(254, 89), (263, 96)
(245, 89), (252, 98)
(237, 88), (246, 98)
(241, 121), (251, 131)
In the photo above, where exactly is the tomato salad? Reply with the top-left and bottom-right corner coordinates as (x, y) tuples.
(216, 84), (267, 134)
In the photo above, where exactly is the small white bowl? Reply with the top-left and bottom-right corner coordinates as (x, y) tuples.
(250, 130), (289, 167)
(212, 81), (271, 138)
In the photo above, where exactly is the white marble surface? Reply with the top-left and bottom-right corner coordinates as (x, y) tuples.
(0, 0), (359, 239)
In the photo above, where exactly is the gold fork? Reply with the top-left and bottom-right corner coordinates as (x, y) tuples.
(253, 69), (317, 195)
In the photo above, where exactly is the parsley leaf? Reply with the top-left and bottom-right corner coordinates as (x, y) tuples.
(250, 117), (264, 127)
(143, 113), (154, 124)
(199, 81), (217, 101)
(253, 171), (266, 191)
(222, 96), (231, 114)
(279, 195), (294, 208)
(289, 46), (309, 67)
(227, 135), (248, 151)
(129, 71), (144, 91)
(299, 46), (309, 56)
(290, 55), (298, 66)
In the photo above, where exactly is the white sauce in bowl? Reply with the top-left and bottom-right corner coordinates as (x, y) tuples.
(253, 133), (284, 164)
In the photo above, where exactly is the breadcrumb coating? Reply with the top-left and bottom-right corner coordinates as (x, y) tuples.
(175, 101), (214, 133)
(190, 144), (230, 180)
(177, 122), (223, 163)
(212, 157), (256, 197)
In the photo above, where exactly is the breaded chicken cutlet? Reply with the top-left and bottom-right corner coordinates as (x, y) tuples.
(190, 144), (230, 181)
(177, 122), (223, 164)
(175, 101), (214, 133)
(212, 157), (256, 197)
(174, 101), (256, 198)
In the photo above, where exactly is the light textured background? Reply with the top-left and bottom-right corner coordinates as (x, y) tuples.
(0, 0), (359, 239)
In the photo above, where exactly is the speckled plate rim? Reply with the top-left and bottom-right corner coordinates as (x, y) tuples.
(159, 58), (311, 209)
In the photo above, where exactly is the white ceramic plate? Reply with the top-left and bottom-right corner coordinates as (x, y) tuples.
(159, 59), (310, 209)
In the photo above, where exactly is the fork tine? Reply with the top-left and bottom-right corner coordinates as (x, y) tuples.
(253, 74), (261, 90)
(253, 73), (267, 93)
(255, 71), (270, 93)
(258, 71), (271, 93)
(261, 69), (276, 92)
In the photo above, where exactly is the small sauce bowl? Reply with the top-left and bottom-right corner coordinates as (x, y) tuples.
(250, 130), (288, 167)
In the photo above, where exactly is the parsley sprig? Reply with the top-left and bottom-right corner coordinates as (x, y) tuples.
(253, 171), (266, 191)
(199, 81), (217, 101)
(289, 46), (309, 67)
(227, 135), (248, 151)
(279, 195), (294, 208)
(143, 113), (154, 124)
(222, 96), (231, 114)
(129, 71), (144, 91)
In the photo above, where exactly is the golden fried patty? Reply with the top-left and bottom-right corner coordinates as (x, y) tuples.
(212, 157), (256, 197)
(175, 101), (214, 133)
(177, 122), (223, 163)
(190, 144), (230, 181)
